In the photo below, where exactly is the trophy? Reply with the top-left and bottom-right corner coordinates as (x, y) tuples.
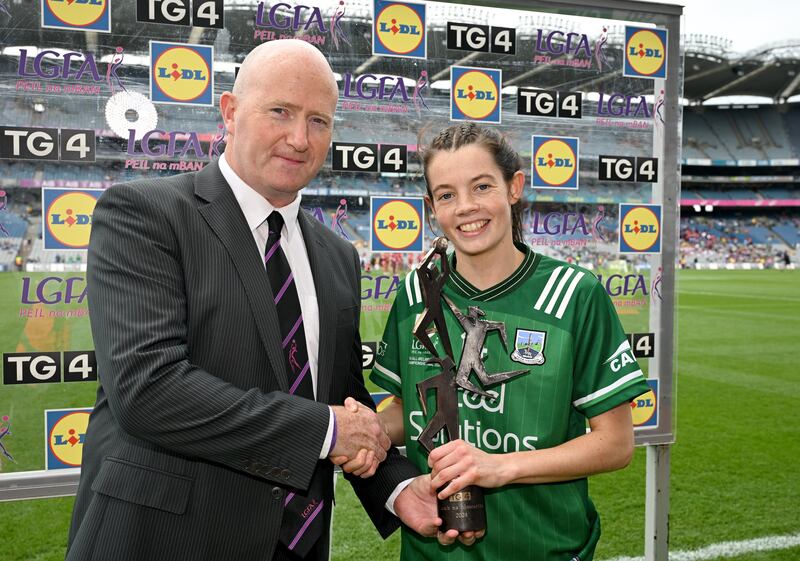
(413, 237), (528, 533)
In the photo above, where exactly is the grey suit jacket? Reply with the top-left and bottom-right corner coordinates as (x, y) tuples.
(66, 162), (418, 561)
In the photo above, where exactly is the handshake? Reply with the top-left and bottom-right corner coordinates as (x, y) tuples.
(328, 397), (390, 478)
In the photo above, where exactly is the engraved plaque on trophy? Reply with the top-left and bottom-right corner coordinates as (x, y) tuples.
(413, 237), (528, 533)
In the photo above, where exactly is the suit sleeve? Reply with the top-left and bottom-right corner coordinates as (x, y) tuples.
(87, 183), (330, 492)
(340, 245), (420, 538)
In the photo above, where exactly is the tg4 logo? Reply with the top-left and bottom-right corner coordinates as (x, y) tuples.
(0, 127), (95, 162)
(3, 351), (97, 385)
(446, 22), (515, 55)
(332, 142), (407, 173)
(518, 89), (582, 119)
(598, 155), (658, 183)
(137, 0), (224, 28)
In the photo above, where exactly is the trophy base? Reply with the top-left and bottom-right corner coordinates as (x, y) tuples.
(437, 484), (486, 533)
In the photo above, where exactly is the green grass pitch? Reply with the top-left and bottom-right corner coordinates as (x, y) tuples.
(0, 270), (798, 560)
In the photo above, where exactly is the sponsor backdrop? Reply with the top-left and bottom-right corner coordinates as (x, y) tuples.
(0, 0), (678, 474)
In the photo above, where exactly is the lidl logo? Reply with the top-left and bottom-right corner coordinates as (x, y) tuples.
(531, 135), (579, 190)
(450, 66), (501, 124)
(45, 407), (92, 469)
(371, 196), (424, 253)
(619, 203), (662, 254)
(632, 379), (658, 428)
(43, 188), (100, 251)
(624, 26), (668, 79)
(373, 0), (426, 59)
(150, 41), (214, 106)
(41, 0), (111, 33)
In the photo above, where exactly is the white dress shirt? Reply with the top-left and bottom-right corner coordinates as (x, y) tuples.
(219, 154), (410, 512)
(219, 153), (334, 457)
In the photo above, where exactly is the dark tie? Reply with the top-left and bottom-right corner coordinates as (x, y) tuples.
(265, 211), (325, 559)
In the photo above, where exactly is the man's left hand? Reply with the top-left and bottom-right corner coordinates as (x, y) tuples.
(393, 474), (440, 538)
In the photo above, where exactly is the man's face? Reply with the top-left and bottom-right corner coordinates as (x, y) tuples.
(223, 59), (337, 206)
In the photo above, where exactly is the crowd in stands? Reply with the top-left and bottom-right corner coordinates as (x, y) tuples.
(680, 215), (796, 267)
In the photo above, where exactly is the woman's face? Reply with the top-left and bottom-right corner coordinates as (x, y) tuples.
(425, 144), (523, 262)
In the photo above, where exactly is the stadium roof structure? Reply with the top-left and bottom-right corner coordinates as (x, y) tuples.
(683, 36), (800, 104)
(1, 0), (799, 104)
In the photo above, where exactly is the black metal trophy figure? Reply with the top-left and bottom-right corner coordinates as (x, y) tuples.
(413, 237), (527, 533)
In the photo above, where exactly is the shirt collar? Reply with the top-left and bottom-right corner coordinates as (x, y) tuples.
(219, 152), (302, 240)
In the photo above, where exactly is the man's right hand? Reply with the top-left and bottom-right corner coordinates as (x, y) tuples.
(329, 397), (391, 464)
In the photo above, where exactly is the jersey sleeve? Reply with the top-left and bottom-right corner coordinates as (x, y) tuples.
(571, 279), (651, 419)
(369, 277), (410, 397)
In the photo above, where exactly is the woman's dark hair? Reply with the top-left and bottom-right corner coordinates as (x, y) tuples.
(419, 123), (525, 244)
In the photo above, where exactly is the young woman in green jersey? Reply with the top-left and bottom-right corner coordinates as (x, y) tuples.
(338, 123), (650, 560)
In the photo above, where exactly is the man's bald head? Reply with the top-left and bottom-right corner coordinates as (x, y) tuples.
(218, 39), (339, 206)
(232, 39), (338, 101)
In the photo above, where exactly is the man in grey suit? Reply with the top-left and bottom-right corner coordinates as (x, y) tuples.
(66, 40), (439, 561)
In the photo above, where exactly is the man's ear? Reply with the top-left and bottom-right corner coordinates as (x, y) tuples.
(219, 92), (236, 135)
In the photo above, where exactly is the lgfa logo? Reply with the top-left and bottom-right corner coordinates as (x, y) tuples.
(632, 379), (658, 428)
(373, 0), (426, 59)
(624, 26), (668, 79)
(531, 135), (579, 190)
(150, 41), (214, 106)
(619, 203), (662, 254)
(41, 0), (111, 33)
(43, 188), (100, 251)
(450, 66), (502, 124)
(370, 196), (424, 253)
(45, 407), (92, 469)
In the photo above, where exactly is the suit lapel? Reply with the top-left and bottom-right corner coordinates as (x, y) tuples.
(298, 210), (335, 405)
(194, 162), (289, 392)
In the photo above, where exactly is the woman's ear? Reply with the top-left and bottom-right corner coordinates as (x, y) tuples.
(509, 170), (525, 203)
(424, 195), (439, 235)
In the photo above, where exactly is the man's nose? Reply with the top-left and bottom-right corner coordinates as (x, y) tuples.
(286, 120), (309, 152)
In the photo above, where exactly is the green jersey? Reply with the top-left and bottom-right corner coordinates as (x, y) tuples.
(371, 244), (650, 561)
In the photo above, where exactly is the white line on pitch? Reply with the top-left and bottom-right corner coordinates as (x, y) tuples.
(603, 532), (800, 561)
(679, 290), (800, 303)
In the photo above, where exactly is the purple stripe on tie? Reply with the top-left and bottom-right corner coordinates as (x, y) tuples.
(274, 272), (294, 304)
(264, 239), (281, 264)
(289, 362), (310, 395)
(284, 492), (296, 506)
(288, 500), (324, 551)
(282, 315), (303, 348)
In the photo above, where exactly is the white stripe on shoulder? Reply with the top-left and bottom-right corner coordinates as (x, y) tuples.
(373, 362), (402, 385)
(404, 270), (419, 306)
(572, 370), (644, 408)
(544, 267), (575, 315)
(555, 271), (585, 319)
(534, 266), (563, 310)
